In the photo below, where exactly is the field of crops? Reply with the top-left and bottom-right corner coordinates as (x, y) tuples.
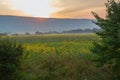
(1, 34), (110, 80)
(5, 34), (98, 54)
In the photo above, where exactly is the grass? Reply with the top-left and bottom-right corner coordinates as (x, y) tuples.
(1, 34), (110, 80)
(2, 34), (98, 55)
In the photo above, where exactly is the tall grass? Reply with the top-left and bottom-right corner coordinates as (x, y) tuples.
(1, 34), (111, 80)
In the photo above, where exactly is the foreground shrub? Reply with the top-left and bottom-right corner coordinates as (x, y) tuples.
(0, 39), (24, 80)
(92, 0), (120, 79)
(23, 52), (108, 80)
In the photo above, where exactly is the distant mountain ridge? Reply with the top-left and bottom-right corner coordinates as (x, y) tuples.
(0, 15), (99, 34)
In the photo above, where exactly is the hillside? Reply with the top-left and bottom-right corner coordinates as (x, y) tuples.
(0, 15), (99, 33)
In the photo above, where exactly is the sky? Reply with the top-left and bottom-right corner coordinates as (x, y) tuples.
(0, 0), (107, 19)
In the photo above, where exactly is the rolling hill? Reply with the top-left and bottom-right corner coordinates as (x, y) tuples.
(0, 15), (99, 34)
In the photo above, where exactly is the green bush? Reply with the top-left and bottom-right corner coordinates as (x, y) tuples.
(23, 52), (107, 80)
(0, 39), (24, 80)
(92, 0), (120, 79)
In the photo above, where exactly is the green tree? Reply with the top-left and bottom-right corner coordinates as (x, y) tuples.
(92, 0), (120, 80)
(0, 39), (24, 80)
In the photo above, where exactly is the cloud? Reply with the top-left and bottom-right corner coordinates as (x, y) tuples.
(0, 0), (107, 18)
(50, 0), (107, 19)
(0, 0), (28, 16)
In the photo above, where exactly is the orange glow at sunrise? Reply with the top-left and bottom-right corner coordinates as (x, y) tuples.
(9, 0), (55, 18)
(0, 0), (107, 19)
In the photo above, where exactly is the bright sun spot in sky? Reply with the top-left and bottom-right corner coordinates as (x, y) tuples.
(9, 0), (55, 18)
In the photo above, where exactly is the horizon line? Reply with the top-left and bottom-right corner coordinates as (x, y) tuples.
(0, 15), (95, 20)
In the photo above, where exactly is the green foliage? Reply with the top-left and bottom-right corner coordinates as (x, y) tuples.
(92, 0), (120, 79)
(22, 52), (106, 80)
(12, 34), (107, 80)
(1, 34), (111, 80)
(0, 39), (24, 80)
